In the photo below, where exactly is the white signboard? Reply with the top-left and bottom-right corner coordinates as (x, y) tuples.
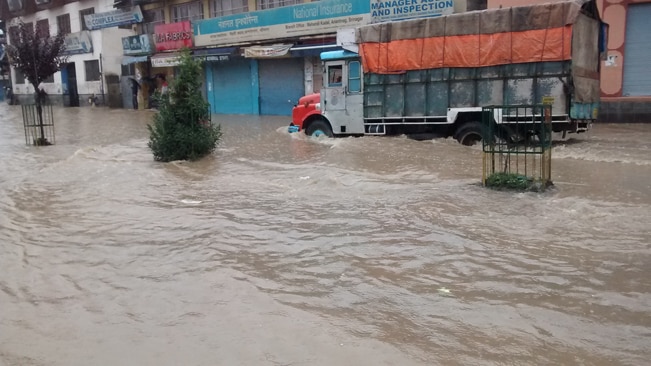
(370, 0), (454, 23)
(151, 54), (181, 68)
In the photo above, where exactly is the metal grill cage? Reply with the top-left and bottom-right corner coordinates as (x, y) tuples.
(482, 104), (553, 190)
(22, 104), (55, 146)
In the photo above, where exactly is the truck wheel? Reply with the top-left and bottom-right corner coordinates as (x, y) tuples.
(306, 120), (333, 138)
(454, 122), (485, 146)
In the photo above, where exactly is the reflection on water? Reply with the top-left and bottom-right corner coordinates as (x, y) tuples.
(1, 104), (650, 365)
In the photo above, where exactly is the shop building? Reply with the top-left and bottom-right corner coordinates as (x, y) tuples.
(2, 0), (483, 112)
(192, 0), (472, 115)
(0, 0), (140, 106)
(134, 0), (475, 116)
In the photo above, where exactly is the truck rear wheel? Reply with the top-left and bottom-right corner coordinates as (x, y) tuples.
(454, 122), (485, 146)
(306, 119), (333, 138)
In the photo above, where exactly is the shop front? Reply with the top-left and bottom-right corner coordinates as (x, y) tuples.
(61, 30), (94, 107)
(121, 34), (154, 109)
(192, 47), (254, 115)
(246, 45), (304, 116)
(192, 0), (371, 116)
(150, 21), (193, 106)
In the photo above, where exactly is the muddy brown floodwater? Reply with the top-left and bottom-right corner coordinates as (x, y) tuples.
(1, 104), (650, 366)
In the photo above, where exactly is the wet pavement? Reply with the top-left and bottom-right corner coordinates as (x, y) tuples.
(1, 104), (650, 365)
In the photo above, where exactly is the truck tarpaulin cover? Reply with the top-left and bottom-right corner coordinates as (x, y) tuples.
(357, 0), (591, 73)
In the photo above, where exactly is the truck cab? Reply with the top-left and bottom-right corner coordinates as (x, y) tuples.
(291, 51), (364, 137)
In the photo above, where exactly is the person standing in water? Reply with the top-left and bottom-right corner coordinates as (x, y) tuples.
(130, 78), (140, 110)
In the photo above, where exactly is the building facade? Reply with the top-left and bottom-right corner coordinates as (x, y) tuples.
(134, 0), (472, 115)
(489, 0), (651, 123)
(0, 20), (9, 101)
(2, 0), (483, 113)
(0, 0), (136, 106)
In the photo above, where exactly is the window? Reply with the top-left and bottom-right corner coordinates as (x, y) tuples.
(14, 70), (26, 84)
(348, 61), (361, 93)
(142, 8), (165, 35)
(80, 8), (94, 31)
(258, 0), (300, 10)
(171, 1), (204, 23)
(44, 74), (54, 83)
(7, 0), (24, 12)
(8, 26), (19, 44)
(210, 0), (248, 17)
(121, 64), (136, 77)
(24, 22), (34, 36)
(57, 14), (71, 35)
(85, 60), (101, 81)
(36, 19), (50, 38)
(327, 65), (342, 86)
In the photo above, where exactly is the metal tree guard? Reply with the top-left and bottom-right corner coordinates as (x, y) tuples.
(482, 104), (553, 190)
(22, 103), (55, 146)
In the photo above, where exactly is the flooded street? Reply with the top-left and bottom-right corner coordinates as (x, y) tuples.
(1, 104), (650, 365)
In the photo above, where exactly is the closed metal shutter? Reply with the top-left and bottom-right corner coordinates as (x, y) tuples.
(259, 58), (304, 116)
(623, 4), (651, 96)
(211, 60), (255, 114)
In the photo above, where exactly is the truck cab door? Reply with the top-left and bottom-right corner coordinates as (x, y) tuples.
(323, 61), (346, 111)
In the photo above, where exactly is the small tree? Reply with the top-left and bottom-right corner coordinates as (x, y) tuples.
(6, 21), (67, 145)
(148, 48), (222, 162)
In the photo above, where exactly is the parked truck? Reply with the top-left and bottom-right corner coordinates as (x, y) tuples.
(289, 0), (605, 145)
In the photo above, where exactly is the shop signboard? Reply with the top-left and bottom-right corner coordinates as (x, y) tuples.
(370, 0), (454, 23)
(151, 54), (181, 68)
(85, 5), (143, 31)
(63, 31), (93, 55)
(122, 34), (153, 56)
(193, 0), (455, 47)
(194, 0), (369, 47)
(244, 44), (292, 58)
(154, 21), (193, 52)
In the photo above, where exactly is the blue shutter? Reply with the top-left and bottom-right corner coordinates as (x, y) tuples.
(259, 58), (304, 116)
(623, 4), (651, 96)
(211, 59), (255, 114)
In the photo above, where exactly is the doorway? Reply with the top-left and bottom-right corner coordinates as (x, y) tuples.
(62, 63), (79, 107)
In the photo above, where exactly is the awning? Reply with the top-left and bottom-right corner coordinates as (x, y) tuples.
(289, 44), (340, 57)
(193, 47), (237, 57)
(122, 55), (149, 65)
(193, 47), (238, 62)
(151, 53), (181, 67)
(244, 44), (292, 59)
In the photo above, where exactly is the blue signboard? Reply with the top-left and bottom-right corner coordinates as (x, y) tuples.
(194, 0), (455, 47)
(84, 6), (143, 31)
(194, 0), (370, 47)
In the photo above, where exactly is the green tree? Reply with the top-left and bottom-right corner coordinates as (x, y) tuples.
(6, 21), (67, 145)
(148, 48), (221, 162)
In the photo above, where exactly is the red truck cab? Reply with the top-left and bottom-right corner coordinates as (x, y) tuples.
(289, 93), (321, 133)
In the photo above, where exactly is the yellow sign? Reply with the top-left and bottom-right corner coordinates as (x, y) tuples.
(542, 96), (555, 105)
